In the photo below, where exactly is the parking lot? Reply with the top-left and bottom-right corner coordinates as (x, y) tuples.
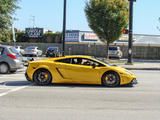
(0, 69), (160, 120)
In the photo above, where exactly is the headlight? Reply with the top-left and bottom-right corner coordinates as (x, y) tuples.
(125, 70), (133, 76)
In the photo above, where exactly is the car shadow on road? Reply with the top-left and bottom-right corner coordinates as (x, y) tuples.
(51, 83), (134, 88)
(3, 81), (31, 86)
(3, 80), (134, 88)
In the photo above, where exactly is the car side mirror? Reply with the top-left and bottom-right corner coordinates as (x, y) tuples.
(92, 63), (96, 69)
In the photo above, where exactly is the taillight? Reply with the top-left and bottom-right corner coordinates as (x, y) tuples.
(7, 54), (17, 59)
(117, 51), (120, 54)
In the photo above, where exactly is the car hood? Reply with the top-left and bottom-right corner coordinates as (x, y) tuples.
(109, 65), (126, 71)
(108, 65), (135, 76)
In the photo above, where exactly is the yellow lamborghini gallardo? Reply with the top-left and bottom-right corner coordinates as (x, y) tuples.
(25, 56), (137, 87)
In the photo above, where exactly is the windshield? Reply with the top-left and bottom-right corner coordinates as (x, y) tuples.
(91, 57), (112, 66)
(109, 47), (118, 50)
(48, 47), (58, 50)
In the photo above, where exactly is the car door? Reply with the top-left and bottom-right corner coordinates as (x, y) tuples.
(64, 63), (100, 84)
(55, 58), (100, 84)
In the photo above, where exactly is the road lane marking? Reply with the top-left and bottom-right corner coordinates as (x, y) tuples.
(0, 86), (29, 97)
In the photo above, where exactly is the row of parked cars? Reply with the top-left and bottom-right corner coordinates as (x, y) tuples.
(15, 46), (61, 57)
(0, 45), (61, 74)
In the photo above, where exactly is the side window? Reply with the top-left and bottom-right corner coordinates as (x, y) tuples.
(9, 47), (19, 54)
(0, 47), (4, 55)
(56, 58), (71, 64)
(71, 58), (82, 64)
(71, 58), (105, 67)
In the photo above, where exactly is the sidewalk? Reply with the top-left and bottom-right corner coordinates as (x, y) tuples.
(115, 62), (160, 70)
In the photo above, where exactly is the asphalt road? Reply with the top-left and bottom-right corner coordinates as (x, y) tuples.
(0, 69), (160, 120)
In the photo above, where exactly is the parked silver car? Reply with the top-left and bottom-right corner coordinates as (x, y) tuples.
(24, 46), (42, 57)
(109, 46), (123, 59)
(15, 46), (25, 55)
(0, 45), (23, 74)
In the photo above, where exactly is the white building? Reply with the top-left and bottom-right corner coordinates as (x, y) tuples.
(65, 30), (101, 43)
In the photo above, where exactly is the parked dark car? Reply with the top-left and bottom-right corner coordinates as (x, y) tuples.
(46, 47), (61, 57)
(0, 45), (23, 74)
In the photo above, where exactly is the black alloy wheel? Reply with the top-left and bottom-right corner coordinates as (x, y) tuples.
(33, 69), (52, 85)
(102, 72), (120, 87)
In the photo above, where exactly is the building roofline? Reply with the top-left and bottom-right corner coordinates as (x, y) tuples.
(134, 34), (160, 37)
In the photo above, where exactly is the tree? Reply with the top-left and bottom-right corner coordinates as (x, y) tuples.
(0, 0), (19, 42)
(85, 0), (129, 59)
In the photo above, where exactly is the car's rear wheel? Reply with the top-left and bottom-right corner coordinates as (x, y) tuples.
(102, 71), (120, 87)
(0, 63), (9, 74)
(33, 69), (52, 85)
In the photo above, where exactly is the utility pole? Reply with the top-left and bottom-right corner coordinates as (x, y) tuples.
(62, 0), (67, 56)
(127, 0), (136, 64)
(12, 24), (16, 44)
(30, 15), (35, 28)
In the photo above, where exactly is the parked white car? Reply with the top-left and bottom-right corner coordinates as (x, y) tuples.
(109, 46), (123, 59)
(24, 46), (42, 57)
(15, 46), (25, 55)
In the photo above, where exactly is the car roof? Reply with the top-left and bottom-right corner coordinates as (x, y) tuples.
(0, 45), (14, 48)
(53, 55), (92, 60)
(48, 47), (58, 49)
(26, 46), (37, 48)
(109, 46), (119, 48)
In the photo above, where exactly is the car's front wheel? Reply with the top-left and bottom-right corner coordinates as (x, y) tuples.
(102, 71), (120, 87)
(33, 69), (52, 85)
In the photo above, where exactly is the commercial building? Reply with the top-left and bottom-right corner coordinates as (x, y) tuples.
(65, 30), (160, 45)
(65, 30), (101, 43)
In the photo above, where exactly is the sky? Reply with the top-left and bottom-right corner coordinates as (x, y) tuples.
(13, 0), (160, 35)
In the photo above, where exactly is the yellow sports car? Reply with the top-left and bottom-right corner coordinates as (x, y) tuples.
(25, 56), (137, 87)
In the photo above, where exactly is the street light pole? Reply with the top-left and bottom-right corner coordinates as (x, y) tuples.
(127, 0), (136, 64)
(62, 0), (67, 56)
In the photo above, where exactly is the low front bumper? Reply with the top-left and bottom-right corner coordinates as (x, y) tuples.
(131, 78), (138, 85)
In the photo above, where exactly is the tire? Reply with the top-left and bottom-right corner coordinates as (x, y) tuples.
(102, 71), (120, 87)
(33, 69), (52, 85)
(0, 63), (9, 74)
